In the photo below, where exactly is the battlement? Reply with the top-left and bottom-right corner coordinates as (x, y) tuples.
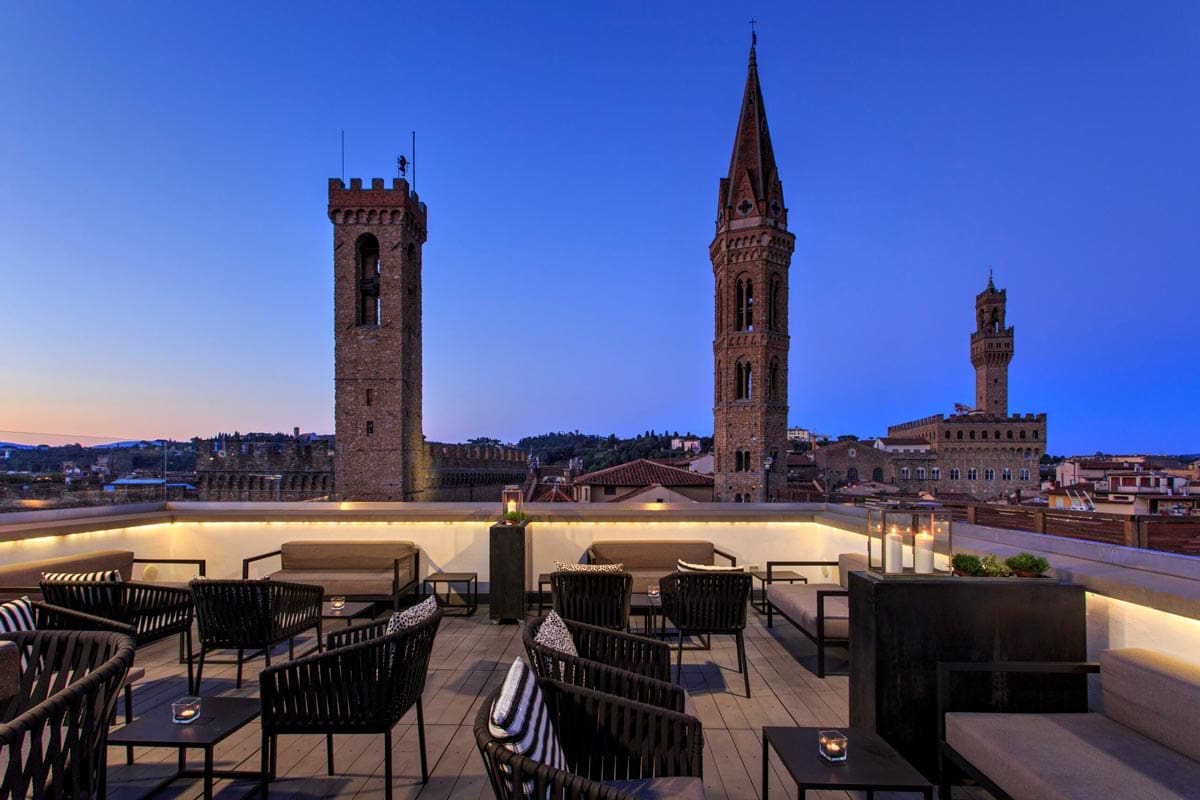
(328, 178), (425, 217)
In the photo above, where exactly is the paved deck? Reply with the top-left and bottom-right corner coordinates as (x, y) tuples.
(106, 605), (986, 799)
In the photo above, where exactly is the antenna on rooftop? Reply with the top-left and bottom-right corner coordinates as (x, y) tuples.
(411, 131), (417, 193)
(340, 130), (345, 183)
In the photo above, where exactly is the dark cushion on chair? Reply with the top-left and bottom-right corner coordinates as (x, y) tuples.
(603, 776), (706, 800)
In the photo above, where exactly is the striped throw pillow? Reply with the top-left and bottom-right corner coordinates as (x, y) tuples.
(0, 597), (37, 670)
(553, 560), (623, 573)
(677, 559), (744, 572)
(41, 569), (122, 583)
(489, 658), (567, 798)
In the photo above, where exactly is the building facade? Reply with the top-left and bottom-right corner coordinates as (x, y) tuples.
(329, 178), (429, 501)
(711, 41), (795, 503)
(886, 277), (1046, 500)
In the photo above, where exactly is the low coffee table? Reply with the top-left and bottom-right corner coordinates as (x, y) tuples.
(108, 696), (261, 800)
(762, 726), (932, 799)
(321, 599), (374, 627)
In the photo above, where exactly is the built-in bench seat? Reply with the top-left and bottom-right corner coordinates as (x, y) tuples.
(0, 549), (205, 599)
(765, 552), (867, 678)
(243, 540), (419, 610)
(940, 648), (1200, 800)
(585, 539), (736, 594)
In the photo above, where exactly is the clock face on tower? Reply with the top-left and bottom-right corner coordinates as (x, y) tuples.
(737, 198), (754, 216)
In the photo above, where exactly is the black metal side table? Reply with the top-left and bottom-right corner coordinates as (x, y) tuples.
(423, 571), (478, 615)
(762, 726), (933, 799)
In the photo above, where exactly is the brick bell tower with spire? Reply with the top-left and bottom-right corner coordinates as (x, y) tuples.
(970, 271), (1014, 415)
(711, 38), (795, 503)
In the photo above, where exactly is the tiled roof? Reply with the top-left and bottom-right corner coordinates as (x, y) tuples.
(574, 458), (714, 487)
(532, 485), (575, 503)
(878, 437), (928, 446)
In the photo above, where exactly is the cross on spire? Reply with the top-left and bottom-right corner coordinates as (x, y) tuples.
(749, 18), (757, 46)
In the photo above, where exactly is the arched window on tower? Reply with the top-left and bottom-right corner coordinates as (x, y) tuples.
(744, 279), (753, 330)
(991, 308), (1001, 332)
(735, 360), (753, 400)
(767, 275), (781, 331)
(407, 243), (418, 297)
(356, 234), (381, 326)
(735, 280), (744, 330)
(768, 358), (780, 402)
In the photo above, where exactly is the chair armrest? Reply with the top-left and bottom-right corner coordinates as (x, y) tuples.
(242, 549), (282, 579)
(766, 560), (837, 581)
(936, 661), (1100, 742)
(527, 646), (687, 714)
(713, 548), (737, 567)
(134, 557), (206, 577)
(261, 636), (391, 728)
(326, 619), (390, 651)
(31, 600), (136, 636)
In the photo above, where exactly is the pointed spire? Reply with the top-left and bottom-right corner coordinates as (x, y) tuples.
(724, 36), (781, 212)
(987, 266), (996, 291)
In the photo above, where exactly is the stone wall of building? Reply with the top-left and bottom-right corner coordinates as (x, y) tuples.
(425, 443), (528, 502)
(195, 436), (334, 501)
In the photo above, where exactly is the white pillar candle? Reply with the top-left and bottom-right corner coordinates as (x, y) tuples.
(885, 532), (904, 573)
(914, 532), (934, 574)
(506, 500), (516, 513)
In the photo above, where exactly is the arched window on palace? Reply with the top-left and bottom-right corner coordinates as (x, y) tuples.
(356, 234), (381, 326)
(967, 468), (978, 480)
(900, 467), (910, 480)
(950, 468), (960, 480)
(872, 467), (884, 482)
(1002, 468), (1012, 480)
(1019, 468), (1031, 481)
(932, 467), (941, 480)
(916, 467), (926, 480)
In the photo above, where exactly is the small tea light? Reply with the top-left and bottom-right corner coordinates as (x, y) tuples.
(172, 697), (201, 724)
(330, 596), (346, 610)
(647, 584), (660, 600)
(818, 729), (848, 763)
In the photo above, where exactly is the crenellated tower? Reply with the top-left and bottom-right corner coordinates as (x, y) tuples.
(329, 178), (429, 500)
(970, 272), (1014, 416)
(711, 41), (795, 503)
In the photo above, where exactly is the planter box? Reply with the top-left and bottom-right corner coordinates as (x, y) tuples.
(489, 521), (530, 623)
(848, 571), (1087, 781)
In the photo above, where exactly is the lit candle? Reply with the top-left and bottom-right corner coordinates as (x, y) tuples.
(177, 708), (196, 720)
(914, 532), (934, 574)
(818, 730), (848, 762)
(506, 500), (516, 513)
(885, 529), (904, 574)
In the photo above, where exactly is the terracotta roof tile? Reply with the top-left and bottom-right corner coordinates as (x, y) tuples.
(574, 458), (714, 488)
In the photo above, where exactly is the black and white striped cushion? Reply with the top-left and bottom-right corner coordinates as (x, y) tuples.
(489, 658), (567, 797)
(533, 611), (578, 658)
(0, 597), (37, 671)
(40, 569), (122, 583)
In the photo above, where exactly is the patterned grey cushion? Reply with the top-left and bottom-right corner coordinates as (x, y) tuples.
(41, 569), (122, 582)
(385, 595), (437, 635)
(676, 559), (743, 572)
(533, 611), (578, 658)
(554, 560), (624, 573)
(489, 658), (567, 798)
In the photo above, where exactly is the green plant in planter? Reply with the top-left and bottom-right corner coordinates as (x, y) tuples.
(951, 553), (984, 577)
(503, 510), (528, 524)
(980, 553), (1013, 578)
(1004, 552), (1050, 577)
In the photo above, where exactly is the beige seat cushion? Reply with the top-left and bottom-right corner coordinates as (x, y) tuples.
(766, 583), (848, 639)
(590, 540), (715, 570)
(1101, 647), (1200, 763)
(267, 569), (395, 598)
(838, 552), (869, 589)
(279, 540), (416, 571)
(946, 711), (1200, 800)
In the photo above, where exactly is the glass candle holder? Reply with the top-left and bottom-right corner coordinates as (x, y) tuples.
(172, 697), (201, 724)
(647, 584), (660, 600)
(818, 729), (847, 762)
(330, 596), (346, 610)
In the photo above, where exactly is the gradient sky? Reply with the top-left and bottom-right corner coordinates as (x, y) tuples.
(2, 2), (1197, 455)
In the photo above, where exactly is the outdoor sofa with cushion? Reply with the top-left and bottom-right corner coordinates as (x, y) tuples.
(242, 539), (419, 610)
(764, 552), (868, 678)
(585, 539), (736, 594)
(937, 647), (1200, 800)
(0, 549), (206, 600)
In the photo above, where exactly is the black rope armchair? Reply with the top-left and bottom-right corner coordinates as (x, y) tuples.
(189, 578), (323, 694)
(523, 616), (687, 712)
(0, 629), (135, 800)
(660, 571), (753, 697)
(259, 608), (443, 800)
(474, 677), (704, 800)
(38, 579), (194, 688)
(550, 571), (633, 630)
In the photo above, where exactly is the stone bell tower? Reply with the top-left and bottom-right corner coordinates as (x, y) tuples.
(329, 178), (428, 501)
(711, 40), (795, 503)
(970, 272), (1014, 416)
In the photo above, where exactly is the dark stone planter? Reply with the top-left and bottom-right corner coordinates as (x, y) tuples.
(489, 521), (530, 624)
(848, 571), (1088, 781)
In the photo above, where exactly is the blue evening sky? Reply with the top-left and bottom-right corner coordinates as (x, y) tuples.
(2, 2), (1197, 455)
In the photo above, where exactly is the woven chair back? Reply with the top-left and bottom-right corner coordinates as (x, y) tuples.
(191, 579), (322, 648)
(0, 629), (134, 800)
(659, 571), (751, 633)
(550, 571), (632, 630)
(38, 581), (192, 646)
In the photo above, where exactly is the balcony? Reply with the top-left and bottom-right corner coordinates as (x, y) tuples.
(4, 501), (1200, 799)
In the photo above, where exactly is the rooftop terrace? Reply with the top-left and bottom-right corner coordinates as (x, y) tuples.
(5, 501), (1200, 799)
